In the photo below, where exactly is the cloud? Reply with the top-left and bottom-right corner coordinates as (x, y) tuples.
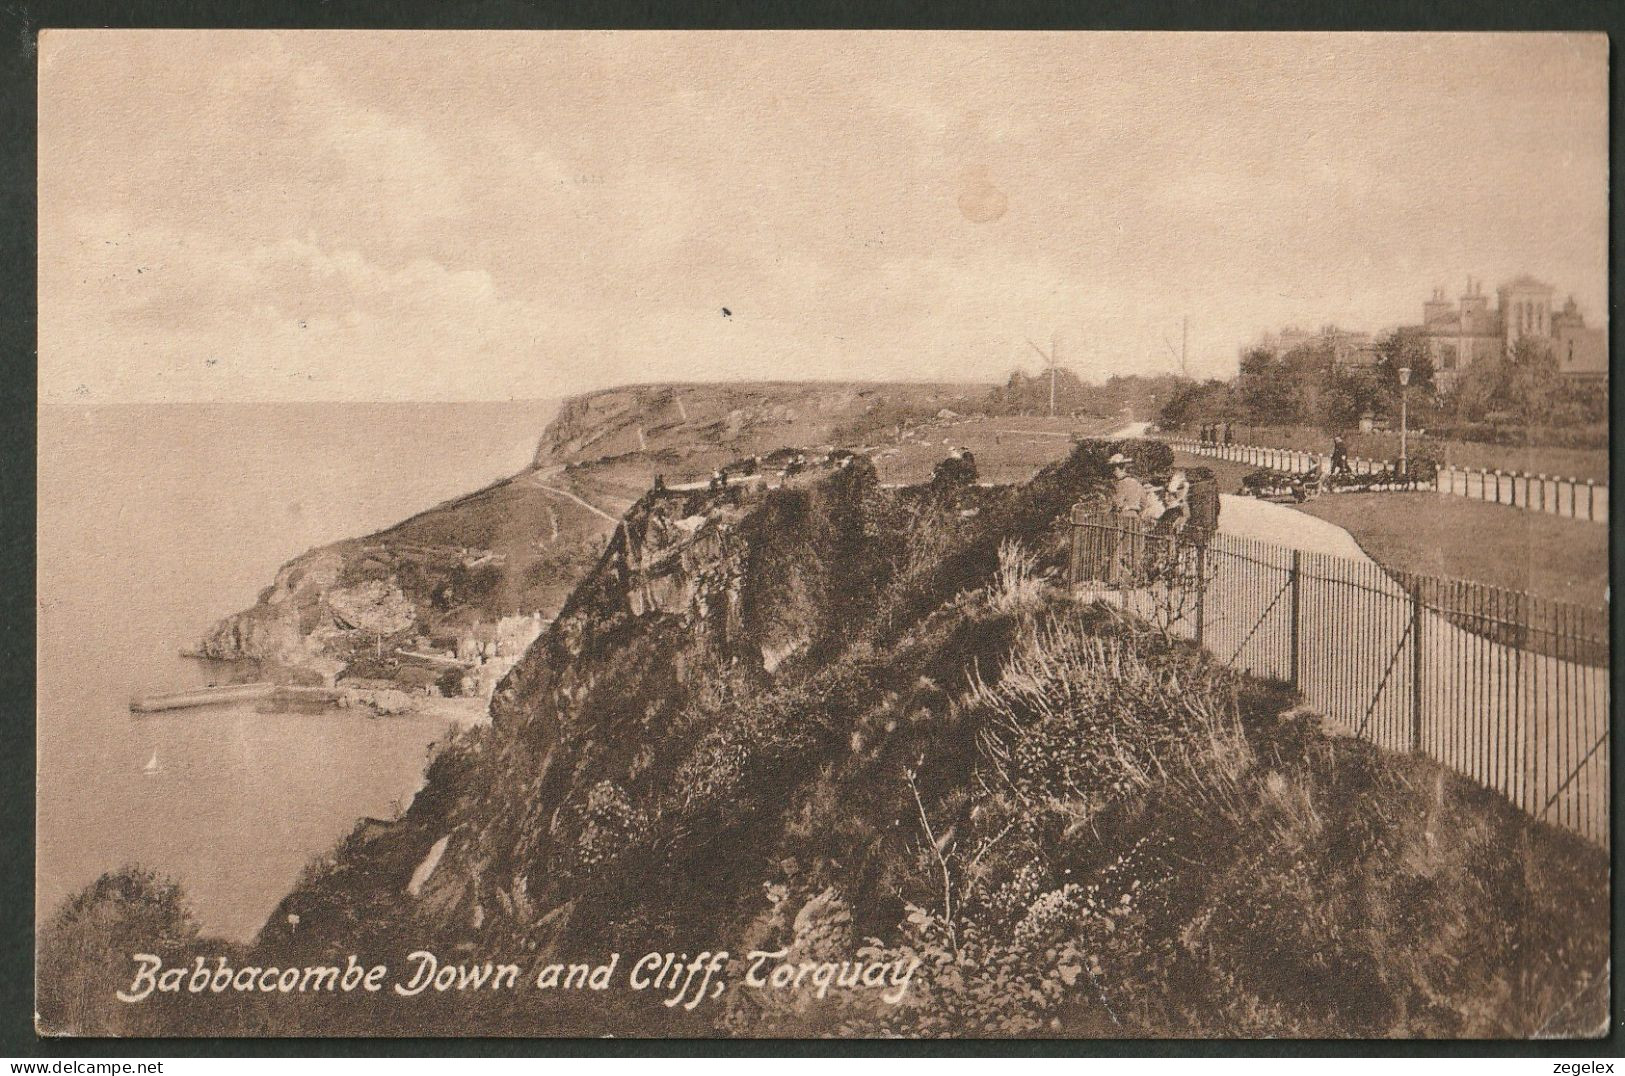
(41, 214), (562, 402)
(38, 30), (1608, 403)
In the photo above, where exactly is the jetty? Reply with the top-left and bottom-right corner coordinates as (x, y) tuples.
(394, 648), (475, 669)
(130, 682), (276, 713)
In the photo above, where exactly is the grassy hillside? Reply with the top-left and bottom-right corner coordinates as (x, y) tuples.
(43, 438), (1607, 1038)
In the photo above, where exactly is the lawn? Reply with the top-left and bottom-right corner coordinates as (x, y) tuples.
(1168, 447), (1608, 608)
(867, 414), (1126, 485)
(1297, 491), (1609, 608)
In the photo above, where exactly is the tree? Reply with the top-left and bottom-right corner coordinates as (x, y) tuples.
(1156, 378), (1231, 430)
(37, 866), (199, 1035)
(1372, 330), (1435, 399)
(1443, 337), (1568, 427)
(1322, 366), (1383, 431)
(1502, 336), (1567, 425)
(1444, 352), (1503, 422)
(1233, 348), (1296, 425)
(1371, 330), (1436, 426)
(1280, 341), (1336, 430)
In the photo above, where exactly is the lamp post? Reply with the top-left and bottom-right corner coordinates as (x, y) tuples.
(1397, 365), (1412, 477)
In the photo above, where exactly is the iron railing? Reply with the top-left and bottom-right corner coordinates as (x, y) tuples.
(1068, 507), (1611, 847)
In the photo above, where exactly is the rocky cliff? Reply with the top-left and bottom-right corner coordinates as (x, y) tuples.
(112, 395), (1607, 1039)
(530, 381), (981, 470)
(194, 381), (983, 683)
(215, 436), (1605, 1038)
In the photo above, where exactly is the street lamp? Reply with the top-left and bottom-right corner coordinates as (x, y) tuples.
(1397, 365), (1412, 477)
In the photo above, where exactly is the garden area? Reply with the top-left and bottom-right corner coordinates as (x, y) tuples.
(1157, 330), (1609, 483)
(1165, 444), (1607, 609)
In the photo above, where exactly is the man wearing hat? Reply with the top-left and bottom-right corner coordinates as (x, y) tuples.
(1106, 452), (1156, 585)
(1108, 452), (1156, 516)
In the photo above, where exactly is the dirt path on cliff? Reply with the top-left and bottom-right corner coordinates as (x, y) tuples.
(1108, 420), (1152, 439)
(522, 466), (620, 524)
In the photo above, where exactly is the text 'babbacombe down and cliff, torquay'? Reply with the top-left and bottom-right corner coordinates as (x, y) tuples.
(115, 950), (922, 1011)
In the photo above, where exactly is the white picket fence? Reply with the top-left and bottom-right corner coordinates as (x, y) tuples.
(1166, 438), (1607, 524)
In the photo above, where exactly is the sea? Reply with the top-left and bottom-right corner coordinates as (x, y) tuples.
(37, 400), (555, 942)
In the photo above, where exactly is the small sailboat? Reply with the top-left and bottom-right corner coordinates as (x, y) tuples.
(142, 749), (162, 776)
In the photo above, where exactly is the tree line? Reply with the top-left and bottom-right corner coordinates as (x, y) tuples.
(1157, 330), (1605, 437)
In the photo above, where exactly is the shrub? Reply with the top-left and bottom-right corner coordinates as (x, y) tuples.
(572, 780), (649, 875)
(1069, 438), (1174, 487)
(968, 615), (1251, 828)
(37, 866), (199, 1036)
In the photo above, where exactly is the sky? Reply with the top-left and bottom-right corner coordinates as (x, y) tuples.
(38, 31), (1608, 404)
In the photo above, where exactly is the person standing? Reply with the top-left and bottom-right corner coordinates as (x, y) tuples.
(1106, 452), (1154, 585)
(1147, 469), (1192, 576)
(1331, 435), (1349, 475)
(1156, 470), (1191, 534)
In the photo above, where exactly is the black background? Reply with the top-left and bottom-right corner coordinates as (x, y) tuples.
(2, 0), (1620, 1059)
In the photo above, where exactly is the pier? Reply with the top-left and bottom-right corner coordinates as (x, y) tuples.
(129, 682), (276, 713)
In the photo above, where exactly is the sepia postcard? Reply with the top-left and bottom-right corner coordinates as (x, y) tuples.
(35, 29), (1610, 1040)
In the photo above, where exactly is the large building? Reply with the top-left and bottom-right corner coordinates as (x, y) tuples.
(1416, 279), (1503, 382)
(1550, 294), (1609, 384)
(1411, 276), (1607, 389)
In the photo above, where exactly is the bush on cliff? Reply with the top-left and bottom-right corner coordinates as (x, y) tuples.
(36, 867), (199, 1036)
(748, 606), (1605, 1039)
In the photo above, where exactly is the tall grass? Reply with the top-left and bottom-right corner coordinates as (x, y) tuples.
(985, 539), (1049, 615)
(968, 614), (1251, 824)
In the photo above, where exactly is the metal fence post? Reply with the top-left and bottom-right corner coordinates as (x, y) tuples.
(1410, 579), (1424, 754)
(1289, 549), (1302, 691)
(1068, 510), (1079, 591)
(1587, 479), (1595, 522)
(1194, 543), (1207, 647)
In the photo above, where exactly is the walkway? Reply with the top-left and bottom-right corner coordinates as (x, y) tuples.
(522, 467), (620, 524)
(1105, 495), (1609, 844)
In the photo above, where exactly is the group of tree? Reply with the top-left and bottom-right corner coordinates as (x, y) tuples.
(1156, 330), (1605, 434)
(1446, 336), (1606, 427)
(37, 866), (199, 1035)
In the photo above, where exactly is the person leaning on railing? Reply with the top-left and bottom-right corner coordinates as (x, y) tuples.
(1141, 470), (1192, 579)
(1154, 471), (1191, 534)
(1106, 452), (1159, 585)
